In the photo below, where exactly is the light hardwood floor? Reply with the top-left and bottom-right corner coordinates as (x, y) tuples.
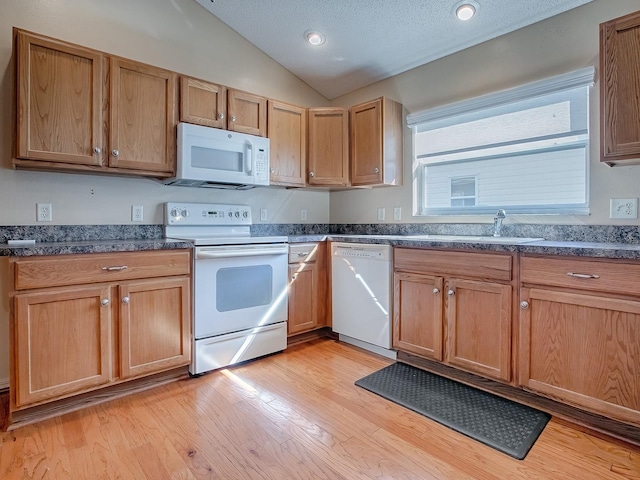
(1, 338), (640, 479)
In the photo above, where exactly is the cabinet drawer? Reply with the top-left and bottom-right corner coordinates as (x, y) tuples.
(394, 248), (512, 282)
(13, 249), (191, 290)
(288, 243), (318, 264)
(520, 256), (640, 296)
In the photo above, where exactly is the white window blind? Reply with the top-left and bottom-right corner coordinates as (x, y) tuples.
(409, 67), (594, 216)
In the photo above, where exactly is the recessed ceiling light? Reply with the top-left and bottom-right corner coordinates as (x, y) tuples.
(455, 1), (478, 21)
(305, 31), (325, 46)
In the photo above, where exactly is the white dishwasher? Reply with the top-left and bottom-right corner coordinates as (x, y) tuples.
(331, 243), (396, 359)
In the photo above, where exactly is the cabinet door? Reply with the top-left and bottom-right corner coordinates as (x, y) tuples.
(13, 286), (111, 407)
(228, 89), (267, 137)
(288, 263), (319, 335)
(268, 100), (306, 186)
(446, 278), (511, 382)
(15, 30), (103, 166)
(119, 277), (191, 379)
(180, 76), (227, 128)
(393, 272), (444, 360)
(600, 11), (640, 164)
(350, 98), (383, 185)
(109, 58), (177, 174)
(520, 287), (640, 426)
(308, 107), (349, 186)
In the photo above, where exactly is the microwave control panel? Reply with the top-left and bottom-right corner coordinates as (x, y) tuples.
(255, 147), (268, 180)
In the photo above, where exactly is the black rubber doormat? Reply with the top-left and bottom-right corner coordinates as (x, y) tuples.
(355, 362), (550, 460)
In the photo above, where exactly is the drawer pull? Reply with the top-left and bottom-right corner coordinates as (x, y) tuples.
(101, 298), (110, 306)
(567, 272), (600, 279)
(101, 265), (128, 271)
(297, 252), (310, 257)
(520, 301), (529, 310)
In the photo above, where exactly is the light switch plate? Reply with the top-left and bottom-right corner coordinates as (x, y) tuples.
(260, 208), (268, 222)
(377, 208), (385, 221)
(610, 198), (638, 219)
(393, 207), (402, 221)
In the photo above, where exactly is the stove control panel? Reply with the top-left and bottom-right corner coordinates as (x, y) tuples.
(165, 202), (252, 226)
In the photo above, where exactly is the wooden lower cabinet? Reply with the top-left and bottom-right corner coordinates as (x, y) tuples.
(393, 248), (514, 382)
(520, 278), (640, 426)
(10, 250), (192, 412)
(287, 242), (327, 336)
(13, 285), (112, 407)
(119, 277), (191, 379)
(393, 272), (443, 360)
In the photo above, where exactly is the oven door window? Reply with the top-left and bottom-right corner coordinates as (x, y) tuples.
(216, 265), (273, 312)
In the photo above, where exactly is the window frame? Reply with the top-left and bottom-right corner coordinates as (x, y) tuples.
(408, 67), (594, 217)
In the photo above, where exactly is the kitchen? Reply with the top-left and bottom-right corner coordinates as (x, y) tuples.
(2, 0), (640, 477)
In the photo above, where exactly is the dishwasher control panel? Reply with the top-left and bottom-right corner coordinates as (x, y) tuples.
(331, 243), (391, 261)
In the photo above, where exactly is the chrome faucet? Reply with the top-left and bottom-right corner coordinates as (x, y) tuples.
(493, 209), (506, 237)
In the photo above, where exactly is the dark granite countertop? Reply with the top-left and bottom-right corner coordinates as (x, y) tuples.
(287, 234), (640, 260)
(0, 238), (193, 257)
(3, 232), (640, 260)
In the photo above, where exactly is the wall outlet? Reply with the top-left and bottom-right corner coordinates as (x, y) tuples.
(301, 209), (307, 221)
(131, 205), (144, 222)
(610, 198), (638, 219)
(37, 203), (52, 222)
(377, 207), (385, 221)
(393, 206), (402, 221)
(260, 208), (268, 222)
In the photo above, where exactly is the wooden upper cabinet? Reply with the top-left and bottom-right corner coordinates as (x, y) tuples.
(110, 58), (177, 174)
(600, 11), (640, 165)
(308, 107), (349, 187)
(350, 97), (403, 186)
(14, 29), (177, 177)
(228, 89), (267, 137)
(15, 30), (104, 167)
(268, 100), (306, 186)
(180, 76), (227, 129)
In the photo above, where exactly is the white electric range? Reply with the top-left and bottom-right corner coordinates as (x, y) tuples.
(164, 202), (289, 375)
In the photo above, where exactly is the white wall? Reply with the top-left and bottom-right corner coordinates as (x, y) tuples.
(0, 0), (331, 226)
(329, 0), (640, 226)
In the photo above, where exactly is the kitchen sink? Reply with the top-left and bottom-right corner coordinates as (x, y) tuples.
(400, 235), (544, 244)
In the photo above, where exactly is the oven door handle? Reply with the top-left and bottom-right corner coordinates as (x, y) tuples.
(196, 246), (288, 259)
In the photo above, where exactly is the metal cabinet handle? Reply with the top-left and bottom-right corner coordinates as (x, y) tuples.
(111, 149), (119, 157)
(520, 301), (529, 310)
(218, 113), (225, 120)
(447, 289), (455, 296)
(374, 167), (380, 174)
(297, 252), (310, 257)
(309, 171), (315, 177)
(230, 116), (236, 122)
(93, 147), (102, 154)
(270, 168), (275, 174)
(291, 274), (298, 281)
(101, 298), (110, 306)
(101, 265), (128, 271)
(433, 288), (440, 295)
(567, 272), (600, 279)
(122, 296), (130, 304)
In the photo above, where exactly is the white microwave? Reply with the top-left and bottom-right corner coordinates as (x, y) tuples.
(165, 123), (270, 188)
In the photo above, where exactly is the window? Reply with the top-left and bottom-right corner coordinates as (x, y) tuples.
(408, 67), (594, 216)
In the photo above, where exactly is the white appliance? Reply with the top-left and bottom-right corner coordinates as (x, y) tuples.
(164, 123), (270, 189)
(164, 202), (288, 375)
(331, 243), (396, 359)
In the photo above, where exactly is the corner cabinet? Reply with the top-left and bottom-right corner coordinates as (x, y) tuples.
(519, 255), (640, 427)
(307, 107), (350, 187)
(268, 100), (307, 186)
(287, 243), (328, 336)
(350, 97), (403, 186)
(9, 250), (191, 411)
(14, 29), (177, 177)
(600, 11), (640, 165)
(393, 248), (514, 382)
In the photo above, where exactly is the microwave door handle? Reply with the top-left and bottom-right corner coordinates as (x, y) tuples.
(245, 142), (253, 175)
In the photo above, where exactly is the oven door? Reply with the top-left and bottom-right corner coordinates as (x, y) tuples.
(194, 243), (288, 339)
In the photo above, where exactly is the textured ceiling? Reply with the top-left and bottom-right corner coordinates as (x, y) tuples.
(194, 0), (594, 99)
